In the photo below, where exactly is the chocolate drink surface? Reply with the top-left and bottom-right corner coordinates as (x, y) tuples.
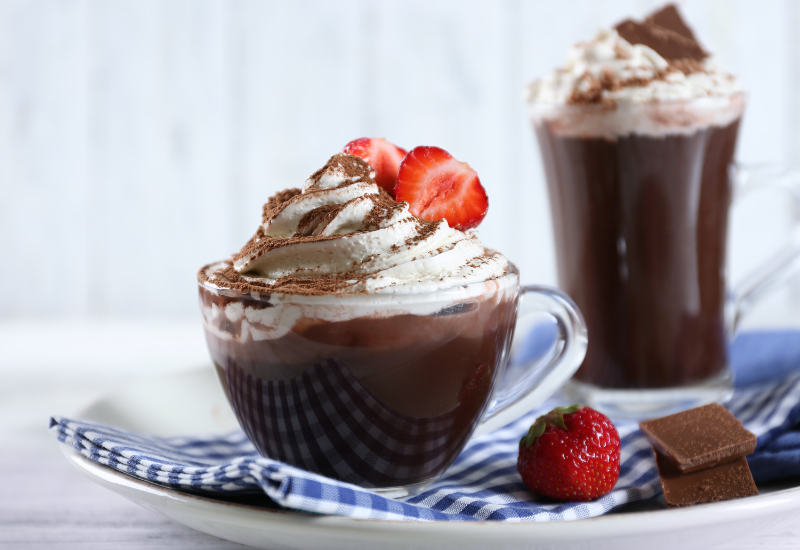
(536, 118), (741, 389)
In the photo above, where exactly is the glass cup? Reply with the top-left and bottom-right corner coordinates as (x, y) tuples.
(528, 94), (800, 419)
(198, 261), (587, 497)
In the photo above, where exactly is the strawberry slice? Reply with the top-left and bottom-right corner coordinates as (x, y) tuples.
(394, 146), (488, 230)
(342, 137), (408, 196)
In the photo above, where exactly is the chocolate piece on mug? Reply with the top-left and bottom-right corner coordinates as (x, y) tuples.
(615, 18), (708, 61)
(639, 404), (757, 473)
(655, 453), (758, 508)
(643, 4), (698, 42)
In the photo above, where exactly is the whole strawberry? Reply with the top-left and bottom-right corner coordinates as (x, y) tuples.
(517, 405), (620, 501)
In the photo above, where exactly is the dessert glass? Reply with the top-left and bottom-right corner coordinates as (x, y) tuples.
(529, 95), (800, 419)
(199, 261), (587, 496)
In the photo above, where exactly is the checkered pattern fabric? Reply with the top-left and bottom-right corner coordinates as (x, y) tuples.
(227, 357), (462, 487)
(50, 331), (800, 522)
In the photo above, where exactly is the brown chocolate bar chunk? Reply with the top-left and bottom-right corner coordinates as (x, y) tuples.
(644, 4), (698, 42)
(656, 453), (758, 507)
(615, 19), (708, 61)
(639, 403), (757, 473)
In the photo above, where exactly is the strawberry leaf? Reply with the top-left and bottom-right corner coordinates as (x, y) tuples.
(519, 405), (584, 448)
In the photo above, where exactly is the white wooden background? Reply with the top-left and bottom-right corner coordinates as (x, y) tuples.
(2, 0), (800, 320)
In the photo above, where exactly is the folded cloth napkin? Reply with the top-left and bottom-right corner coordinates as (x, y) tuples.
(50, 331), (800, 522)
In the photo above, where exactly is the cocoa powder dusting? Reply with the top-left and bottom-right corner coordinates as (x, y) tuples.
(262, 188), (302, 225)
(306, 153), (375, 188)
(232, 231), (344, 265)
(364, 191), (403, 229)
(297, 204), (342, 235)
(402, 219), (440, 248)
(311, 203), (349, 235)
(200, 261), (376, 297)
(599, 67), (623, 92)
(568, 73), (604, 105)
(568, 67), (676, 106)
(262, 154), (376, 227)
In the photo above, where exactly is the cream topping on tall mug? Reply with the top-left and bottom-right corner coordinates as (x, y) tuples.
(525, 5), (745, 137)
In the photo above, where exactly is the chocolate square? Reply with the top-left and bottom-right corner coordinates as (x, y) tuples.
(644, 4), (698, 42)
(639, 403), (757, 473)
(656, 453), (758, 507)
(615, 19), (707, 61)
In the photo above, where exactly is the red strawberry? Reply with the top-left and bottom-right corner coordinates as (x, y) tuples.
(342, 137), (408, 196)
(394, 146), (488, 230)
(517, 405), (620, 502)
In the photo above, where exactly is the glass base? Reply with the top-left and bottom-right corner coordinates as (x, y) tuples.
(563, 370), (734, 421)
(370, 479), (435, 499)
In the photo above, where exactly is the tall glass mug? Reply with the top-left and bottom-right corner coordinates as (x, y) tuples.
(198, 262), (587, 497)
(528, 94), (800, 418)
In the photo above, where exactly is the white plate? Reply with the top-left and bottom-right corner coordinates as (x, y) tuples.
(62, 367), (800, 550)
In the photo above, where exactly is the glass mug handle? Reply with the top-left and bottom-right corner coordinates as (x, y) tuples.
(472, 285), (588, 437)
(729, 165), (800, 332)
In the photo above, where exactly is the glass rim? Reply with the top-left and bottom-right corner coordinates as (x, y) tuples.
(197, 260), (520, 305)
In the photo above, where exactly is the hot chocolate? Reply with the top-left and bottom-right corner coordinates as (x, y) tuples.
(535, 114), (740, 388)
(199, 267), (517, 488)
(527, 5), (744, 396)
(198, 151), (517, 489)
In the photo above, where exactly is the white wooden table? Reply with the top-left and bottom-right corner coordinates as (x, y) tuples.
(0, 321), (248, 549)
(2, 315), (800, 549)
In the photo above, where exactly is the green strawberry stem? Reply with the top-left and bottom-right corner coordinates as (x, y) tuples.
(520, 404), (583, 448)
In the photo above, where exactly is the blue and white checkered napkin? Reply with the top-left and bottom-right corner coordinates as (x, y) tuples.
(50, 331), (800, 522)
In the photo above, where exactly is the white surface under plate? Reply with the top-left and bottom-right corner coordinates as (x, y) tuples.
(62, 367), (800, 550)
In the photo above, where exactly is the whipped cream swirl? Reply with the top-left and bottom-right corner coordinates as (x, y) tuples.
(526, 28), (742, 106)
(227, 154), (507, 294)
